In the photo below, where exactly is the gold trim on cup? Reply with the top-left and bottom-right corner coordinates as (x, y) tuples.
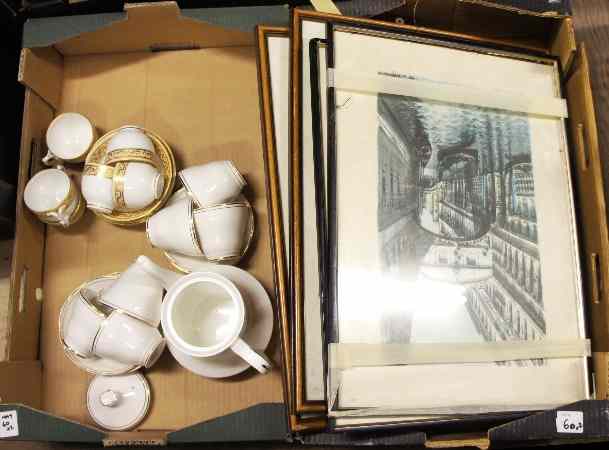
(142, 338), (166, 368)
(35, 176), (83, 227)
(225, 161), (247, 188)
(169, 198), (255, 269)
(178, 172), (201, 209)
(106, 148), (157, 167)
(112, 162), (128, 210)
(35, 175), (77, 216)
(91, 309), (120, 355)
(83, 163), (114, 179)
(69, 195), (87, 224)
(58, 273), (142, 376)
(61, 290), (107, 358)
(187, 200), (205, 256)
(85, 126), (176, 226)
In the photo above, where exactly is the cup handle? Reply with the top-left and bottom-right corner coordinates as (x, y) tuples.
(42, 150), (58, 166)
(230, 338), (272, 374)
(47, 204), (70, 227)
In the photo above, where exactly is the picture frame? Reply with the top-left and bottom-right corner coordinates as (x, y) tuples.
(256, 25), (326, 431)
(289, 8), (570, 417)
(322, 20), (588, 419)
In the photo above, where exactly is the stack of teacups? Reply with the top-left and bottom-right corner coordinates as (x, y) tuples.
(82, 126), (165, 214)
(23, 112), (96, 227)
(62, 257), (166, 369)
(146, 161), (253, 262)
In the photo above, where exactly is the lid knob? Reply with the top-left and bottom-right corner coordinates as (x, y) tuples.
(99, 389), (121, 407)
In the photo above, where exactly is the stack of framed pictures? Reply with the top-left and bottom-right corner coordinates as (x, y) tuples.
(257, 7), (596, 434)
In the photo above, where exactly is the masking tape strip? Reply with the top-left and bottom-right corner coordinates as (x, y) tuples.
(310, 0), (341, 14)
(328, 68), (568, 118)
(329, 339), (591, 369)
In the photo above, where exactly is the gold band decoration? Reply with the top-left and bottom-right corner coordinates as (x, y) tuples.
(112, 162), (128, 211)
(105, 148), (158, 167)
(36, 178), (84, 227)
(58, 273), (141, 376)
(163, 197), (255, 273)
(85, 126), (176, 226)
(83, 163), (114, 179)
(188, 199), (205, 256)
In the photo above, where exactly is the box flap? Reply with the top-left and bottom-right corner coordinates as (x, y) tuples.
(18, 47), (63, 110)
(22, 2), (289, 54)
(23, 12), (125, 50)
(0, 405), (104, 442)
(489, 400), (609, 443)
(565, 45), (609, 354)
(551, 17), (576, 74)
(167, 403), (288, 443)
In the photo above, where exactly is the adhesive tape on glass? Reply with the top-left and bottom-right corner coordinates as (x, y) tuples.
(87, 373), (150, 431)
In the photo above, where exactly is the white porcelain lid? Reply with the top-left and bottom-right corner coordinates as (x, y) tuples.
(87, 373), (150, 431)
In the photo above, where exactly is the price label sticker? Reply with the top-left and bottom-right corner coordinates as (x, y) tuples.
(0, 410), (19, 438)
(556, 410), (584, 434)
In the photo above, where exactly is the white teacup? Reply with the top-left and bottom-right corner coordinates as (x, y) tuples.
(112, 162), (165, 211)
(63, 292), (106, 358)
(44, 113), (96, 165)
(179, 161), (246, 208)
(146, 198), (202, 257)
(82, 164), (114, 214)
(105, 126), (156, 166)
(93, 310), (165, 369)
(24, 167), (83, 227)
(157, 270), (271, 374)
(194, 201), (252, 261)
(99, 257), (164, 327)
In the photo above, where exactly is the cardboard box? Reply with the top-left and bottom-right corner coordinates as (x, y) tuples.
(285, 3), (609, 448)
(2, 2), (292, 445)
(2, 0), (609, 448)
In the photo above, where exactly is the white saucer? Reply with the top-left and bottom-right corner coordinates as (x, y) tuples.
(87, 373), (150, 431)
(167, 265), (274, 378)
(59, 274), (140, 376)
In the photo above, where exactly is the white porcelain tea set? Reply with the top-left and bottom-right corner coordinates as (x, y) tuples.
(61, 256), (273, 430)
(23, 113), (168, 226)
(38, 112), (270, 430)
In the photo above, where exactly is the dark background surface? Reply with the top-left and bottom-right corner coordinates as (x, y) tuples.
(0, 0), (607, 448)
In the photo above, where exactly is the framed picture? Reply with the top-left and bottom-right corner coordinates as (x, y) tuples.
(323, 22), (589, 418)
(290, 10), (330, 413)
(256, 26), (326, 432)
(289, 10), (569, 417)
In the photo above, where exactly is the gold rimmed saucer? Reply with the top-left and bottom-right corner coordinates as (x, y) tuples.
(85, 126), (176, 226)
(59, 273), (141, 376)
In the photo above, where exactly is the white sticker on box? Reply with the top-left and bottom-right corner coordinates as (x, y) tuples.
(556, 410), (584, 434)
(0, 410), (19, 438)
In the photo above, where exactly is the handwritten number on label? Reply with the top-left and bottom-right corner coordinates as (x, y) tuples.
(0, 410), (19, 438)
(556, 411), (584, 434)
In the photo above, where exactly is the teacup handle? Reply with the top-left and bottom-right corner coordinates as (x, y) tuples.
(42, 150), (60, 166)
(230, 338), (272, 374)
(47, 204), (70, 227)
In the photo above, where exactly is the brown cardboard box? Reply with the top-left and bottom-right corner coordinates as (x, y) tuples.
(2, 2), (291, 445)
(286, 3), (609, 448)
